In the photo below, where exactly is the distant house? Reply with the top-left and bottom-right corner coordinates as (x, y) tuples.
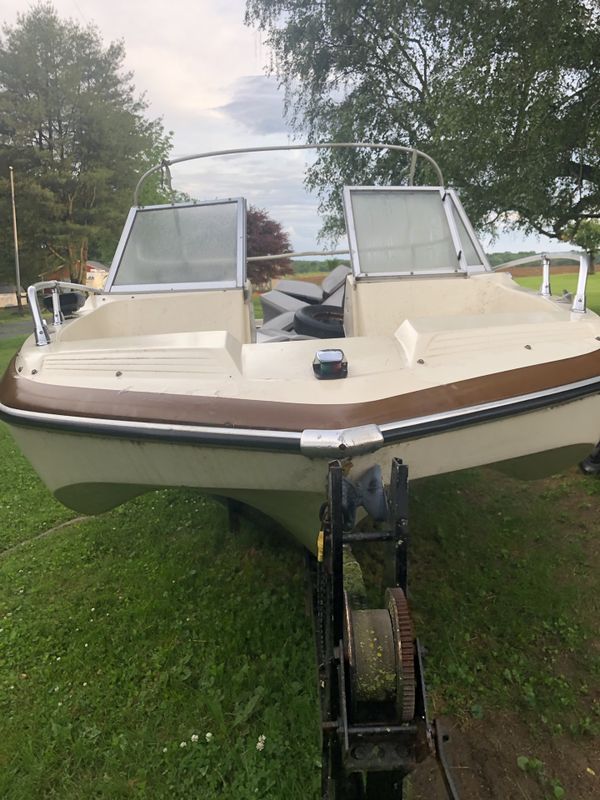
(39, 261), (109, 289)
(0, 283), (21, 309)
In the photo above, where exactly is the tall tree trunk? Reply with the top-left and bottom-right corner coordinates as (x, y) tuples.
(67, 238), (89, 284)
(78, 237), (89, 284)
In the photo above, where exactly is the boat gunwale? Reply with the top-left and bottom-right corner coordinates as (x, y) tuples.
(1, 371), (599, 456)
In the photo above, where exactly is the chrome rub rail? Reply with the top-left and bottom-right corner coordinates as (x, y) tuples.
(1, 375), (599, 453)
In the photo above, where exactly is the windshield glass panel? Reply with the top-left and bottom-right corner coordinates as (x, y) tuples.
(113, 202), (240, 287)
(347, 189), (460, 275)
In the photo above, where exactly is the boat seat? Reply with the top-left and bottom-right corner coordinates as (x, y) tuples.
(321, 265), (351, 297)
(260, 290), (307, 322)
(257, 266), (351, 340)
(273, 266), (351, 307)
(274, 280), (323, 304)
(256, 328), (314, 343)
(260, 311), (296, 332)
(326, 285), (345, 308)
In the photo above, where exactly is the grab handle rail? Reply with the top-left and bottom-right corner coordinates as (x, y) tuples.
(134, 142), (445, 206)
(491, 250), (593, 312)
(27, 280), (104, 347)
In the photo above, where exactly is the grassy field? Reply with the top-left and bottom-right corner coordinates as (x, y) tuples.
(1, 282), (599, 798)
(514, 271), (600, 313)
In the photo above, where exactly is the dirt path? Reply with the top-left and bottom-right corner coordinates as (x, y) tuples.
(411, 713), (599, 799)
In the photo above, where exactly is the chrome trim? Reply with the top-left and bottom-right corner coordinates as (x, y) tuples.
(540, 254), (552, 297)
(50, 288), (63, 328)
(27, 281), (103, 347)
(572, 252), (590, 313)
(108, 281), (239, 294)
(378, 374), (600, 435)
(2, 374), (598, 450)
(247, 248), (349, 262)
(492, 250), (582, 272)
(27, 284), (49, 345)
(0, 402), (302, 450)
(134, 143), (445, 205)
(343, 185), (362, 277)
(441, 189), (467, 272)
(300, 424), (384, 457)
(104, 206), (137, 291)
(446, 190), (491, 273)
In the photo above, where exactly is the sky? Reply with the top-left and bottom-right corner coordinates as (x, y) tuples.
(3, 0), (572, 258)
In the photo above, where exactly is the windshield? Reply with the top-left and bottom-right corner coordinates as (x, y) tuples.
(344, 187), (487, 276)
(108, 200), (245, 291)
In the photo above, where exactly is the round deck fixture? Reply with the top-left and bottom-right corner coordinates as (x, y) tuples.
(313, 348), (348, 379)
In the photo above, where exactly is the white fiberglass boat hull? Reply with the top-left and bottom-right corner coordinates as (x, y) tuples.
(5, 389), (598, 550)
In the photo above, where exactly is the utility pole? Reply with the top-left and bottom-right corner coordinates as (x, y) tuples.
(9, 166), (24, 315)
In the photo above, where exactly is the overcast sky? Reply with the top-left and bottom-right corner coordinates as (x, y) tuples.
(3, 0), (570, 256)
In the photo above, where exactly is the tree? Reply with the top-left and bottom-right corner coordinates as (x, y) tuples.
(563, 219), (600, 273)
(246, 0), (600, 243)
(246, 205), (292, 287)
(0, 3), (172, 285)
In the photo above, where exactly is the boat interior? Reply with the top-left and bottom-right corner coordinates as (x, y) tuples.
(30, 184), (592, 358)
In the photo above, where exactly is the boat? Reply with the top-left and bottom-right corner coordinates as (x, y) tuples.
(2, 142), (599, 797)
(1, 142), (599, 549)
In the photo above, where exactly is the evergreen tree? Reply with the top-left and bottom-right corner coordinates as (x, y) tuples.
(0, 3), (172, 285)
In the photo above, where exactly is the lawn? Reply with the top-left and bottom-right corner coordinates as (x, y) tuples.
(0, 305), (599, 798)
(0, 307), (26, 323)
(514, 271), (600, 314)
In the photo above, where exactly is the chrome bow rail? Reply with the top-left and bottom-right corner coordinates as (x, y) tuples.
(27, 281), (103, 346)
(492, 250), (592, 313)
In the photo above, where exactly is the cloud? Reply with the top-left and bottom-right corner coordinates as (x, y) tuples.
(171, 149), (348, 252)
(218, 75), (290, 135)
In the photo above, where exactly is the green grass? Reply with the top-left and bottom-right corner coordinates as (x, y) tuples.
(0, 308), (27, 324)
(409, 470), (600, 735)
(0, 336), (24, 368)
(1, 336), (321, 798)
(514, 271), (600, 314)
(0, 493), (319, 799)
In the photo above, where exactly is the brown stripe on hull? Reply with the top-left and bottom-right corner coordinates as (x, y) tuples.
(1, 350), (600, 432)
